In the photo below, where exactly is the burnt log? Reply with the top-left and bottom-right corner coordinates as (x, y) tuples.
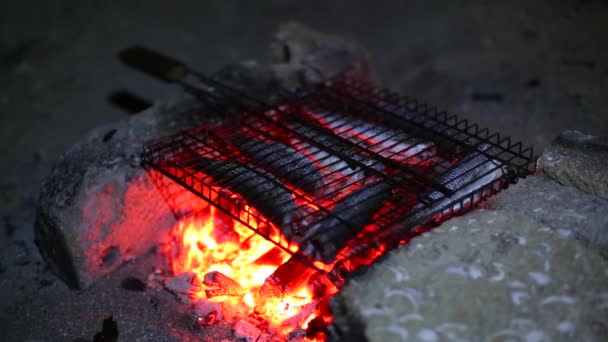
(34, 21), (373, 289)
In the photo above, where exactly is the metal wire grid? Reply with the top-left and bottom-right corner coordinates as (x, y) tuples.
(143, 72), (535, 284)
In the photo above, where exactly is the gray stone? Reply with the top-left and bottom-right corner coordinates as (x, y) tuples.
(537, 130), (608, 199)
(330, 209), (608, 342)
(34, 22), (372, 289)
(271, 21), (375, 88)
(489, 176), (608, 249)
(34, 97), (214, 289)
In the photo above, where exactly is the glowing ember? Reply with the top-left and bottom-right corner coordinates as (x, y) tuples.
(168, 200), (332, 339)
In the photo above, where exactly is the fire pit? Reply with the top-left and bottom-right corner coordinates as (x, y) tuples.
(114, 47), (535, 340)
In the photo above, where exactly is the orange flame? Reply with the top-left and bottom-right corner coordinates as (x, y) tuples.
(169, 201), (327, 338)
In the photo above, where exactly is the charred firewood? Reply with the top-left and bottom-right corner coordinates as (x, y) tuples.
(203, 271), (245, 298)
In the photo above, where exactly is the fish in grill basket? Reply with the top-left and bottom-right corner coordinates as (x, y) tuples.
(298, 179), (393, 264)
(301, 109), (438, 165)
(340, 143), (512, 269)
(288, 122), (385, 185)
(406, 143), (511, 224)
(231, 137), (326, 197)
(182, 157), (302, 239)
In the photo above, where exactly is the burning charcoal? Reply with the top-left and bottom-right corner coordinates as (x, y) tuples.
(232, 137), (325, 196)
(299, 180), (393, 263)
(286, 327), (307, 342)
(92, 316), (119, 342)
(253, 246), (286, 265)
(193, 299), (223, 324)
(203, 271), (245, 298)
(259, 257), (315, 298)
(305, 316), (328, 340)
(281, 301), (319, 330)
(302, 110), (437, 165)
(120, 276), (147, 292)
(188, 159), (301, 240)
(233, 320), (262, 342)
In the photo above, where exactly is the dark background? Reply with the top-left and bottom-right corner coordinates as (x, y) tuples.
(0, 0), (607, 340)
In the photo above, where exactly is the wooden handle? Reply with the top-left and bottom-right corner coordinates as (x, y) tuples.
(118, 46), (189, 82)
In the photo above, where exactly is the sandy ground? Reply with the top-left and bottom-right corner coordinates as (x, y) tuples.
(0, 1), (607, 340)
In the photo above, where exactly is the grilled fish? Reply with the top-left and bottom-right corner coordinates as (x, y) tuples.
(299, 180), (393, 263)
(407, 143), (509, 223)
(232, 137), (325, 196)
(187, 158), (301, 239)
(289, 122), (384, 184)
(302, 110), (437, 165)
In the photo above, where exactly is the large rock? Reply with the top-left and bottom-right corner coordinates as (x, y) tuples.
(271, 21), (374, 88)
(329, 207), (608, 341)
(489, 176), (608, 249)
(537, 130), (608, 199)
(34, 98), (214, 289)
(34, 22), (372, 289)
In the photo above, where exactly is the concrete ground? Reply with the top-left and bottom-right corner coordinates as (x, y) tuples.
(0, 1), (606, 340)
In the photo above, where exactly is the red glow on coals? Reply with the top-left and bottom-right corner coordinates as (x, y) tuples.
(164, 108), (443, 340)
(168, 199), (336, 340)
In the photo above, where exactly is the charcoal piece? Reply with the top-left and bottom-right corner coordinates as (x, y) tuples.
(299, 180), (393, 263)
(233, 320), (261, 342)
(121, 277), (147, 292)
(281, 300), (319, 329)
(306, 316), (329, 340)
(259, 257), (314, 298)
(93, 316), (119, 342)
(203, 271), (245, 298)
(252, 246), (285, 265)
(234, 137), (325, 196)
(193, 299), (223, 323)
(190, 159), (300, 239)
